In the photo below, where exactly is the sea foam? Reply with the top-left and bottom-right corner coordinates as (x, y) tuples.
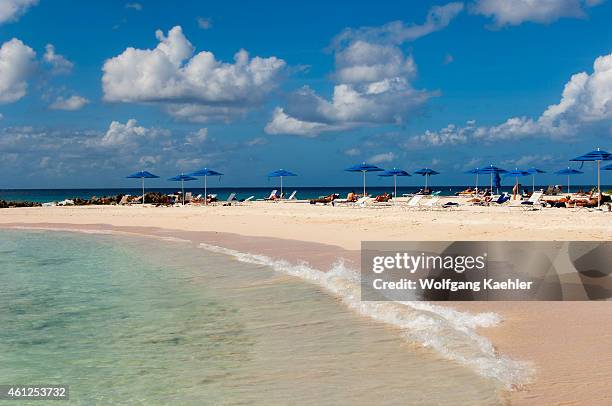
(198, 242), (533, 389)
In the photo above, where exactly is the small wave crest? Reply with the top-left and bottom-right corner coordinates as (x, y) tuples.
(199, 242), (533, 389)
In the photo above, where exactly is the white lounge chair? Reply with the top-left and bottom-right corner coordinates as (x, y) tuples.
(405, 195), (424, 208)
(258, 190), (278, 201)
(287, 190), (297, 200)
(519, 191), (544, 210)
(118, 195), (131, 205)
(244, 196), (255, 202)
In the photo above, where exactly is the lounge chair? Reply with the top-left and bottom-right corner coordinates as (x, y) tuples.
(405, 195), (424, 208)
(184, 192), (193, 203)
(260, 190), (278, 201)
(118, 195), (131, 205)
(520, 191), (544, 210)
(243, 196), (255, 202)
(218, 193), (237, 206)
(492, 193), (510, 205)
(287, 190), (297, 200)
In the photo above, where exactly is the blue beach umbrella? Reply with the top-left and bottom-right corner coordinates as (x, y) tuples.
(476, 165), (507, 194)
(378, 168), (411, 200)
(168, 174), (197, 205)
(554, 167), (583, 194)
(526, 168), (547, 193)
(126, 170), (159, 204)
(413, 168), (440, 192)
(189, 168), (223, 205)
(345, 163), (384, 196)
(570, 148), (612, 208)
(267, 169), (297, 199)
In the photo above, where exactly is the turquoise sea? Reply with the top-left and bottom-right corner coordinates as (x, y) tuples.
(0, 230), (511, 405)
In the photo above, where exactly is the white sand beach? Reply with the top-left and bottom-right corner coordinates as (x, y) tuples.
(2, 203), (611, 405)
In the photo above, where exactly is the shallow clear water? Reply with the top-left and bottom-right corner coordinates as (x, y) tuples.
(0, 230), (504, 405)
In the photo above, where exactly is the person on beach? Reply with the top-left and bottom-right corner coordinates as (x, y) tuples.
(309, 194), (338, 205)
(347, 190), (357, 202)
(375, 192), (391, 202)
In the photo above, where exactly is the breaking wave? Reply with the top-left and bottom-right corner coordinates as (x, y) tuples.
(199, 242), (533, 389)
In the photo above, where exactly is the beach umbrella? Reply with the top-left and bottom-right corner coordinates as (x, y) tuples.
(345, 163), (384, 196)
(476, 165), (507, 194)
(504, 169), (530, 198)
(570, 148), (612, 208)
(465, 168), (481, 192)
(126, 170), (159, 204)
(554, 167), (583, 194)
(526, 167), (547, 193)
(189, 168), (223, 206)
(267, 169), (297, 199)
(168, 174), (197, 205)
(378, 168), (411, 201)
(413, 168), (440, 192)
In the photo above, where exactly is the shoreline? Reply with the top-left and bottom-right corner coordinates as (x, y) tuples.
(2, 205), (612, 405)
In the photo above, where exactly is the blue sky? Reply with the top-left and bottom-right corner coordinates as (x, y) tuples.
(0, 0), (611, 188)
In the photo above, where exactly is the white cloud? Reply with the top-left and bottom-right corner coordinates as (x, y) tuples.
(265, 107), (350, 137)
(125, 2), (143, 10)
(196, 17), (212, 29)
(334, 41), (416, 84)
(245, 137), (268, 146)
(414, 52), (612, 145)
(408, 121), (476, 147)
(471, 0), (599, 26)
(266, 5), (454, 137)
(185, 128), (208, 145)
(0, 0), (38, 25)
(49, 95), (89, 111)
(331, 2), (464, 47)
(368, 151), (396, 164)
(100, 119), (169, 147)
(344, 147), (361, 156)
(43, 44), (74, 75)
(102, 26), (286, 122)
(0, 38), (36, 104)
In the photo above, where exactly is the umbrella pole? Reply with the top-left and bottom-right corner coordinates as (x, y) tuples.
(281, 176), (283, 199)
(567, 175), (570, 194)
(532, 175), (535, 193)
(182, 179), (185, 205)
(490, 173), (493, 194)
(597, 160), (601, 208)
(204, 176), (207, 206)
(363, 171), (366, 196)
(476, 173), (479, 193)
(425, 174), (428, 192)
(394, 175), (397, 205)
(142, 177), (145, 205)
